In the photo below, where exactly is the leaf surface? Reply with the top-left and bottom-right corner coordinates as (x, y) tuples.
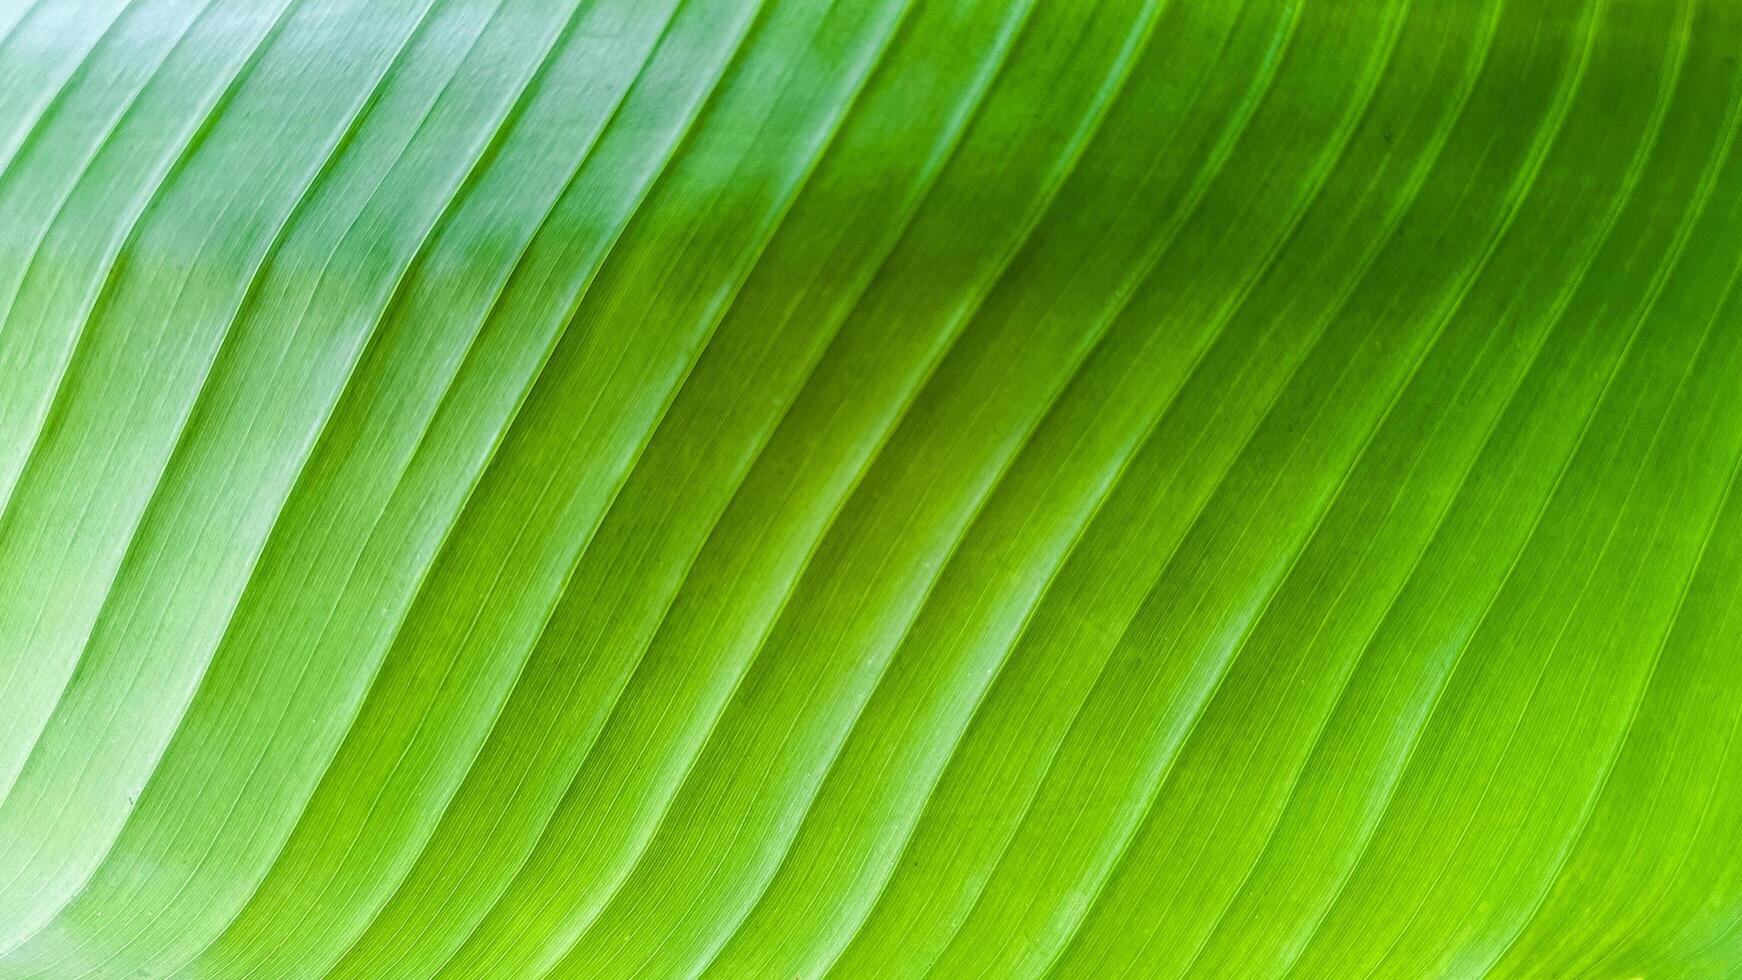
(1, 0), (1740, 977)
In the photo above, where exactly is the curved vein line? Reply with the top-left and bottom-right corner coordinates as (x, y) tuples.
(808, 325), (1212, 980)
(686, 168), (1142, 980)
(0, 0), (305, 820)
(1009, 4), (1440, 971)
(0, 0), (226, 748)
(1268, 7), (1705, 973)
(670, 304), (1120, 980)
(0, 0), (450, 956)
(36, 2), (614, 976)
(1345, 9), (1703, 975)
(681, 10), (1191, 980)
(318, 9), (754, 977)
(1625, 681), (1742, 977)
(533, 309), (956, 980)
(1428, 35), (1742, 974)
(1489, 420), (1742, 977)
(339, 2), (938, 975)
(1359, 266), (1722, 980)
(882, 6), (1362, 976)
(802, 70), (1293, 980)
(0, 0), (302, 794)
(428, 10), (1056, 979)
(466, 4), (1077, 975)
(812, 10), (1358, 979)
(556, 8), (1200, 978)
(0, 0), (297, 537)
(1174, 124), (1542, 980)
(205, 14), (747, 980)
(1145, 1), (1546, 974)
(0, 0), (134, 215)
(1567, 278), (1742, 972)
(158, 10), (702, 980)
(280, 23), (810, 980)
(1167, 13), (1525, 980)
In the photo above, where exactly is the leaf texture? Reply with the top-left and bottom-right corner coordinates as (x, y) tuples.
(1, 0), (1741, 977)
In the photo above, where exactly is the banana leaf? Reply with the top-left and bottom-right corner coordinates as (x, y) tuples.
(0, 0), (1738, 976)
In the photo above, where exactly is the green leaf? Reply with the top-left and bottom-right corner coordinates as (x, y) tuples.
(0, 0), (1738, 976)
